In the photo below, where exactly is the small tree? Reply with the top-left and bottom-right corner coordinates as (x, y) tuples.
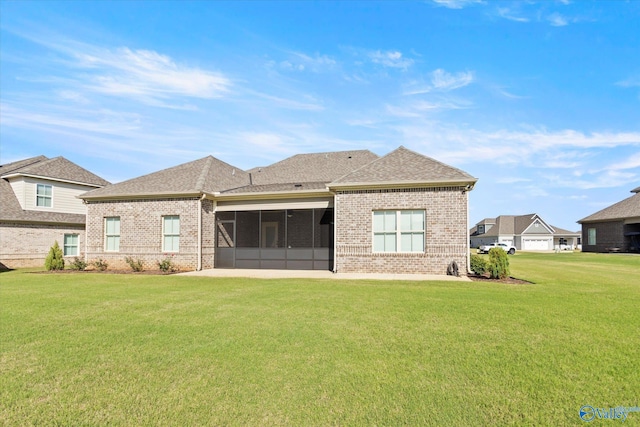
(488, 247), (510, 279)
(470, 254), (488, 276)
(45, 241), (65, 270)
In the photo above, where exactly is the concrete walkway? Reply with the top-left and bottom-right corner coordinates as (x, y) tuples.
(177, 268), (471, 282)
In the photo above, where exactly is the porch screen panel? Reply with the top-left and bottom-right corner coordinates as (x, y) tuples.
(286, 209), (313, 248)
(261, 210), (285, 248)
(313, 208), (334, 248)
(236, 211), (259, 247)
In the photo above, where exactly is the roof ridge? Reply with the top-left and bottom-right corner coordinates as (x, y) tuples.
(195, 156), (214, 192)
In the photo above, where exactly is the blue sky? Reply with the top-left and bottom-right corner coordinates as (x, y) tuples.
(1, 0), (639, 231)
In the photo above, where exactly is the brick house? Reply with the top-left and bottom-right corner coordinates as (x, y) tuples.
(578, 186), (640, 253)
(80, 146), (477, 274)
(469, 214), (581, 251)
(0, 156), (110, 269)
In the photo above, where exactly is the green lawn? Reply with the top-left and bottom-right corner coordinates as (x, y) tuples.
(1, 253), (639, 426)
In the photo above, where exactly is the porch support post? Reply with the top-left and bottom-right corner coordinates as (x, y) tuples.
(197, 194), (205, 271)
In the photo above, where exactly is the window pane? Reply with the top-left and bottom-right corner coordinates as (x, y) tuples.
(385, 233), (396, 252)
(401, 233), (412, 251)
(412, 211), (424, 231)
(373, 233), (385, 252)
(313, 208), (333, 248)
(373, 211), (385, 232)
(413, 233), (424, 252)
(385, 212), (396, 232)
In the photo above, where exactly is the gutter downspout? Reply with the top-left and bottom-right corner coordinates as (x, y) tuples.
(330, 190), (338, 273)
(197, 194), (206, 271)
(466, 185), (471, 274)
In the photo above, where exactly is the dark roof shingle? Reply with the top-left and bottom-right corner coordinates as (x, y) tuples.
(330, 146), (476, 186)
(578, 189), (640, 223)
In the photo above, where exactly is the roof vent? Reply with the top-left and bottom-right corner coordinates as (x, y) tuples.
(348, 156), (352, 159)
(294, 184), (302, 187)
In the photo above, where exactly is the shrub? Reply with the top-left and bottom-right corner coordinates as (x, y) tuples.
(44, 241), (65, 271)
(93, 258), (108, 271)
(125, 256), (144, 272)
(157, 255), (177, 273)
(488, 247), (510, 279)
(69, 257), (88, 271)
(470, 254), (488, 276)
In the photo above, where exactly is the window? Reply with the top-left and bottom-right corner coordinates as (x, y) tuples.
(163, 215), (180, 252)
(36, 184), (52, 207)
(588, 228), (596, 246)
(63, 234), (79, 256)
(477, 225), (485, 234)
(373, 210), (425, 253)
(105, 217), (120, 251)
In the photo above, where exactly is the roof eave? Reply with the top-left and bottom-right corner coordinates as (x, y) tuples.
(81, 191), (205, 201)
(2, 173), (106, 188)
(215, 188), (332, 201)
(328, 178), (477, 191)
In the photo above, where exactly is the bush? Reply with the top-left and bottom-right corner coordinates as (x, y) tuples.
(488, 247), (510, 279)
(470, 254), (488, 276)
(157, 255), (177, 273)
(44, 241), (65, 270)
(69, 257), (88, 271)
(125, 256), (144, 272)
(93, 258), (108, 271)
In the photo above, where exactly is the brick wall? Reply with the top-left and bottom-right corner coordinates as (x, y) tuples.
(0, 222), (85, 269)
(581, 221), (625, 252)
(335, 187), (469, 275)
(86, 198), (202, 271)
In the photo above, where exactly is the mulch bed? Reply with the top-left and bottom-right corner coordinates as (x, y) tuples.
(467, 274), (533, 285)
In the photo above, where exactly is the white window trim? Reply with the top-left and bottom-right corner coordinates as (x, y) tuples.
(162, 215), (180, 253)
(63, 233), (80, 256)
(372, 210), (426, 254)
(104, 217), (121, 252)
(35, 183), (53, 208)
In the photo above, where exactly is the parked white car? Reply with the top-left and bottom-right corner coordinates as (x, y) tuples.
(478, 242), (516, 255)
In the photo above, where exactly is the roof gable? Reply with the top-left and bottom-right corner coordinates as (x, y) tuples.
(330, 146), (476, 188)
(81, 156), (250, 199)
(1, 156), (110, 187)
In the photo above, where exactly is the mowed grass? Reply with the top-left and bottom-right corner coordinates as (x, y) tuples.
(1, 253), (639, 426)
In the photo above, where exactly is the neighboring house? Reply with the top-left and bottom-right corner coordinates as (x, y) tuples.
(80, 146), (477, 275)
(470, 214), (581, 251)
(0, 156), (110, 269)
(578, 186), (640, 253)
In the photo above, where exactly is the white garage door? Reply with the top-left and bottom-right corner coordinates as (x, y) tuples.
(523, 239), (550, 250)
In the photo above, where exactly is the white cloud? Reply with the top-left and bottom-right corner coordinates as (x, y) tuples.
(496, 7), (529, 23)
(547, 13), (568, 27)
(616, 75), (640, 88)
(431, 0), (484, 9)
(275, 52), (337, 73)
(76, 47), (231, 100)
(431, 69), (474, 91)
(368, 50), (414, 70)
(404, 69), (475, 95)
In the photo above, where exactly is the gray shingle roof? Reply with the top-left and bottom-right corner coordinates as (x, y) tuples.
(80, 147), (476, 199)
(249, 150), (379, 186)
(1, 156), (110, 186)
(330, 146), (477, 187)
(578, 189), (640, 223)
(0, 156), (107, 225)
(81, 156), (250, 199)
